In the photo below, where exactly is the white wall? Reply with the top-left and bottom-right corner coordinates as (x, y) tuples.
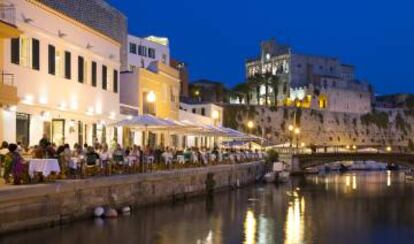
(179, 103), (223, 126)
(0, 0), (124, 146)
(127, 34), (170, 69)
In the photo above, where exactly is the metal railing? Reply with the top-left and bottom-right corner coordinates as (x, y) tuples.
(1, 71), (14, 86)
(0, 2), (15, 26)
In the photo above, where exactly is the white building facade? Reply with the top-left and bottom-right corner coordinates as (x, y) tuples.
(1, 0), (124, 147)
(127, 34), (170, 70)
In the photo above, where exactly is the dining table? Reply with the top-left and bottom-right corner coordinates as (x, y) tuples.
(28, 158), (61, 178)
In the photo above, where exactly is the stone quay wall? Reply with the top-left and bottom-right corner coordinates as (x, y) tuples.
(0, 161), (264, 234)
(224, 105), (414, 149)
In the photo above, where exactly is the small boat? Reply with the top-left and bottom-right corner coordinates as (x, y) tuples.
(339, 164), (349, 173)
(387, 163), (399, 171)
(263, 162), (290, 183)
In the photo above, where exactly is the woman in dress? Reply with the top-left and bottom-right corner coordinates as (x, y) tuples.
(4, 144), (25, 185)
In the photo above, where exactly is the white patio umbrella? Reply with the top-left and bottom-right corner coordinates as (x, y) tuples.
(110, 114), (178, 130)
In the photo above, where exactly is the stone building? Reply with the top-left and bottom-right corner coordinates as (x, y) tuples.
(234, 39), (372, 114)
(170, 59), (189, 98)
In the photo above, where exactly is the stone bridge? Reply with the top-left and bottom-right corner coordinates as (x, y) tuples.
(290, 153), (414, 171)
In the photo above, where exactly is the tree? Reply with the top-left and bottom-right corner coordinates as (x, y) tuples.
(232, 82), (251, 105)
(268, 74), (281, 106)
(247, 73), (264, 105)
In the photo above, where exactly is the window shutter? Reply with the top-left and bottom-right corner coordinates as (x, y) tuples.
(48, 45), (55, 75)
(64, 51), (71, 79)
(113, 69), (118, 93)
(78, 56), (84, 83)
(11, 38), (20, 65)
(91, 61), (97, 87)
(32, 39), (40, 70)
(102, 65), (107, 90)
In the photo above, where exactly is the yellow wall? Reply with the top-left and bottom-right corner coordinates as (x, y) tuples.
(137, 62), (180, 119)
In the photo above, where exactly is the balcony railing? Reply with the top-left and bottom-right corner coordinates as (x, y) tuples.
(0, 2), (16, 26)
(1, 71), (14, 86)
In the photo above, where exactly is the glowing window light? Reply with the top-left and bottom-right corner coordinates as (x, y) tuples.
(146, 91), (156, 103)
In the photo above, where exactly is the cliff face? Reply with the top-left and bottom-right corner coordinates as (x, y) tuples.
(224, 105), (414, 150)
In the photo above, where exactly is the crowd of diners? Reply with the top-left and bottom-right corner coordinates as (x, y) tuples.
(0, 134), (266, 185)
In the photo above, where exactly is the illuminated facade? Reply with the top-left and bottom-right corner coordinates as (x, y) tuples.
(237, 39), (372, 114)
(120, 58), (180, 146)
(0, 0), (124, 146)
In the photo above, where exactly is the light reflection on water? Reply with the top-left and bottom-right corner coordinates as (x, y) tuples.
(1, 171), (414, 244)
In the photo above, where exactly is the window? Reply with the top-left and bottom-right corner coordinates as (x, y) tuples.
(102, 65), (107, 90)
(64, 51), (71, 79)
(48, 44), (56, 75)
(138, 45), (147, 56)
(162, 54), (167, 64)
(142, 91), (155, 115)
(32, 38), (40, 70)
(170, 86), (176, 103)
(192, 108), (196, 114)
(16, 113), (30, 147)
(91, 61), (97, 87)
(113, 69), (118, 93)
(129, 42), (137, 54)
(11, 38), (19, 65)
(78, 56), (84, 83)
(201, 108), (206, 116)
(148, 48), (156, 58)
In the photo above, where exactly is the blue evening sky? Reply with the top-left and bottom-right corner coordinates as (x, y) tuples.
(108, 0), (414, 95)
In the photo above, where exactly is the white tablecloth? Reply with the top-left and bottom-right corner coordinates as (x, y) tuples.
(29, 159), (61, 177)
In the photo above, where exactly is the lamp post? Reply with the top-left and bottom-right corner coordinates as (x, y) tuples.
(294, 127), (300, 150)
(288, 124), (294, 148)
(212, 110), (219, 147)
(145, 91), (156, 147)
(247, 120), (254, 150)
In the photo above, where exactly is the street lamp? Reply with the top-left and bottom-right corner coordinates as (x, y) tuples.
(247, 120), (254, 130)
(386, 146), (392, 152)
(288, 125), (294, 148)
(294, 127), (300, 149)
(247, 120), (254, 150)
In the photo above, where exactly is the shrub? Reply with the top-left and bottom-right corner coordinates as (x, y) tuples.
(266, 149), (279, 164)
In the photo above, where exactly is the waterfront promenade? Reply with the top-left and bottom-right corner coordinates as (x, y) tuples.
(0, 161), (264, 234)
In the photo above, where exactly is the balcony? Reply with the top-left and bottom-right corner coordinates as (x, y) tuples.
(0, 2), (20, 38)
(0, 2), (15, 26)
(0, 72), (19, 106)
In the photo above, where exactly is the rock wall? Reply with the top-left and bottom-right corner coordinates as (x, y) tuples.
(0, 162), (264, 234)
(224, 105), (414, 149)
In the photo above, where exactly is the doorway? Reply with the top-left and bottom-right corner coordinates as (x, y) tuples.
(52, 119), (65, 145)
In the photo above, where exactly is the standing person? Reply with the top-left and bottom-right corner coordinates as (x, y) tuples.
(0, 141), (9, 182)
(3, 144), (25, 185)
(99, 143), (111, 176)
(137, 146), (144, 173)
(39, 134), (50, 149)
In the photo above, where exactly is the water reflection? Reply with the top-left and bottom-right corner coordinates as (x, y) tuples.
(284, 192), (305, 244)
(243, 210), (257, 244)
(2, 172), (414, 244)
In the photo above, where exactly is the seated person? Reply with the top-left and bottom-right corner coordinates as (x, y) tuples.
(85, 147), (99, 167)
